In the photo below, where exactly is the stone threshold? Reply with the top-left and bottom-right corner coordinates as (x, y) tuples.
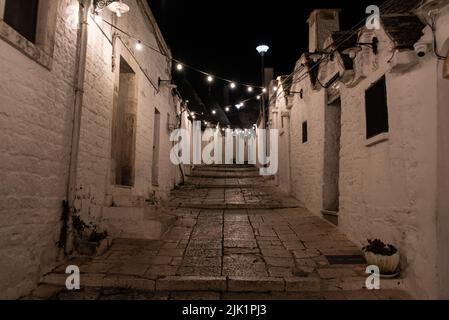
(40, 273), (405, 294)
(173, 203), (301, 209)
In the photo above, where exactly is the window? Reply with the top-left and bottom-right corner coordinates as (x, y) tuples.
(302, 121), (308, 143)
(0, 0), (57, 69)
(2, 0), (39, 43)
(365, 76), (389, 139)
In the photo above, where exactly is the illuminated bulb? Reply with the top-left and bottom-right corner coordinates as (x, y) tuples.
(212, 110), (217, 115)
(192, 115), (196, 119)
(207, 75), (214, 83)
(262, 88), (267, 93)
(273, 86), (278, 91)
(247, 86), (253, 93)
(94, 13), (103, 23)
(135, 41), (143, 51)
(176, 63), (183, 71)
(225, 107), (230, 112)
(257, 95), (261, 100)
(230, 82), (236, 89)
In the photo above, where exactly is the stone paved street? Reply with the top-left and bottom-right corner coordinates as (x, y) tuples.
(29, 165), (409, 300)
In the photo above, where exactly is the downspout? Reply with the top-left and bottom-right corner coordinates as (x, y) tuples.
(60, 0), (92, 254)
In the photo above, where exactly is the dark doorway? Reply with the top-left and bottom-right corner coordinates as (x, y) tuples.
(112, 57), (137, 187)
(322, 98), (341, 225)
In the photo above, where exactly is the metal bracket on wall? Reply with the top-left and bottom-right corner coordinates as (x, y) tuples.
(93, 0), (115, 12)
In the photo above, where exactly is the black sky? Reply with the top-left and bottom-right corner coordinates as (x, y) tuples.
(149, 0), (384, 126)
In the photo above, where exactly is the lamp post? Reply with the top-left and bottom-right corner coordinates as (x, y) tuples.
(256, 45), (269, 129)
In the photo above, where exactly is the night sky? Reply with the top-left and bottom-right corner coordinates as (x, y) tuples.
(149, 0), (385, 127)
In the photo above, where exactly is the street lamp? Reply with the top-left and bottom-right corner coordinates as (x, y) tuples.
(256, 44), (269, 129)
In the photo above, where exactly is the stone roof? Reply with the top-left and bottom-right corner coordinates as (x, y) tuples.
(382, 15), (425, 50)
(380, 0), (423, 15)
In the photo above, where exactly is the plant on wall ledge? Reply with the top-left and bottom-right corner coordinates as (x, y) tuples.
(363, 239), (400, 277)
(72, 214), (109, 256)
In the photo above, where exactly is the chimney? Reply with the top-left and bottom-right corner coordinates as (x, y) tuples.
(307, 9), (341, 53)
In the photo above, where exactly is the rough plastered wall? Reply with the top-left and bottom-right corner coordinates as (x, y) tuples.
(75, 0), (178, 227)
(288, 64), (327, 215)
(270, 86), (290, 194)
(0, 1), (77, 298)
(338, 27), (439, 298)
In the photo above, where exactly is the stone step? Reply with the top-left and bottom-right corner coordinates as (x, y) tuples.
(170, 202), (300, 210)
(193, 167), (259, 173)
(39, 273), (406, 294)
(186, 173), (263, 179)
(102, 206), (176, 240)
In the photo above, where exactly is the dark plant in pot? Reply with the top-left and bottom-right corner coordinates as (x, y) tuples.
(362, 239), (400, 276)
(72, 214), (109, 256)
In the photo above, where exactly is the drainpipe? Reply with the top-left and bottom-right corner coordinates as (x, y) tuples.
(62, 0), (92, 254)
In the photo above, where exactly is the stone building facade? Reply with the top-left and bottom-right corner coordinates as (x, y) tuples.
(269, 0), (449, 298)
(0, 0), (180, 298)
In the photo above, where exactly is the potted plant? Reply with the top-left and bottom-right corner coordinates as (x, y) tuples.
(72, 214), (110, 256)
(362, 239), (400, 277)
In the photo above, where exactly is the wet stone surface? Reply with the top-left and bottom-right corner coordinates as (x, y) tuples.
(29, 165), (409, 300)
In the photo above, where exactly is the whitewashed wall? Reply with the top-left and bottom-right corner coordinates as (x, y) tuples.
(0, 0), (77, 299)
(0, 0), (178, 298)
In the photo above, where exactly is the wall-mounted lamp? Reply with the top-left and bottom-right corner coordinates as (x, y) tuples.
(343, 37), (379, 58)
(288, 89), (304, 99)
(306, 51), (327, 62)
(94, 0), (129, 17)
(158, 78), (177, 91)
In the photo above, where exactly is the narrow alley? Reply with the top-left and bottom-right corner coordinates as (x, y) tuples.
(30, 165), (408, 300)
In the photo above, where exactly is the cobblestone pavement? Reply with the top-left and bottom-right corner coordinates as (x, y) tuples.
(29, 165), (409, 300)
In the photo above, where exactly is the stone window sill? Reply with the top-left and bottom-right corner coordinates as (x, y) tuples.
(365, 132), (389, 147)
(0, 21), (53, 70)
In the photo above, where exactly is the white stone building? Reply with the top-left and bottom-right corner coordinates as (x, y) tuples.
(269, 0), (449, 298)
(0, 0), (181, 298)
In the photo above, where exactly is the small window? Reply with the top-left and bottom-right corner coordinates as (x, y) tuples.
(3, 0), (39, 43)
(302, 121), (308, 143)
(365, 76), (389, 139)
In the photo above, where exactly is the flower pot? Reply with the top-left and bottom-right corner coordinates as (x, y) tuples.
(363, 250), (400, 275)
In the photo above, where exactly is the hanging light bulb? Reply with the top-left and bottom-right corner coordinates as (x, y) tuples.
(273, 86), (278, 92)
(225, 107), (230, 112)
(262, 88), (267, 93)
(257, 95), (261, 100)
(108, 0), (130, 17)
(176, 63), (183, 71)
(247, 86), (253, 93)
(135, 40), (143, 51)
(230, 82), (236, 89)
(207, 75), (214, 83)
(212, 110), (217, 115)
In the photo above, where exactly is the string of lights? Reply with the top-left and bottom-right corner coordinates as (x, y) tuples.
(94, 13), (265, 93)
(92, 12), (272, 130)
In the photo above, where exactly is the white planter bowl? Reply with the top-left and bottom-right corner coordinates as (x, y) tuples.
(363, 250), (400, 275)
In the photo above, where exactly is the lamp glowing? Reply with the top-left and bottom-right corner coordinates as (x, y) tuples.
(212, 110), (217, 115)
(135, 40), (143, 51)
(262, 88), (267, 93)
(230, 82), (236, 89)
(207, 75), (214, 83)
(256, 45), (270, 56)
(225, 107), (230, 112)
(176, 63), (183, 71)
(247, 86), (253, 93)
(107, 0), (130, 17)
